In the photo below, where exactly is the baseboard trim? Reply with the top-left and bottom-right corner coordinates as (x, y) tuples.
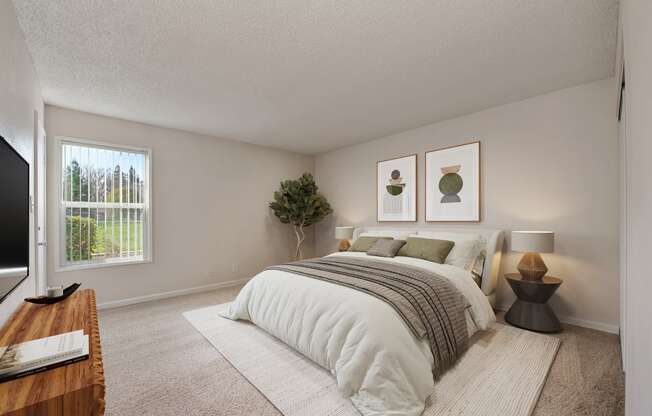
(97, 285), (619, 334)
(97, 278), (251, 310)
(495, 303), (619, 335)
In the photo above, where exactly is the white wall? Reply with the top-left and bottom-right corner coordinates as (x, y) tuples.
(620, 1), (652, 414)
(315, 78), (619, 332)
(0, 1), (43, 326)
(45, 106), (314, 305)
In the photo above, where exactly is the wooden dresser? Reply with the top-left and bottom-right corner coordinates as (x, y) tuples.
(0, 289), (105, 415)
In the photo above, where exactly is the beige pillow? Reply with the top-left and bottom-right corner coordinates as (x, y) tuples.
(349, 236), (393, 252)
(366, 239), (406, 258)
(397, 237), (455, 264)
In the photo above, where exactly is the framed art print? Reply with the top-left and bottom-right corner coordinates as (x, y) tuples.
(425, 141), (480, 222)
(377, 154), (417, 222)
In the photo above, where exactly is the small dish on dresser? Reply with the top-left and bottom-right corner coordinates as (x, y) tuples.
(24, 283), (82, 305)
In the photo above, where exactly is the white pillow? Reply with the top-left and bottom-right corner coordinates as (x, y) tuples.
(358, 230), (411, 241)
(416, 232), (485, 270)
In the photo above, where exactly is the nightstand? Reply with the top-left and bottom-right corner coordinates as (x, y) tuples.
(504, 273), (563, 333)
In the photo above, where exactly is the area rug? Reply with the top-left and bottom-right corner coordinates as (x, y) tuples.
(183, 303), (560, 416)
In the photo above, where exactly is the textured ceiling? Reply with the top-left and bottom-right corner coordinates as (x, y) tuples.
(13, 0), (618, 154)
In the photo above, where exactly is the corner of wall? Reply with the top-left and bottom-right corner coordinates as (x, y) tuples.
(0, 0), (44, 326)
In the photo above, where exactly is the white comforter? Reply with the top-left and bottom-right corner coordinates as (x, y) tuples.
(221, 252), (495, 416)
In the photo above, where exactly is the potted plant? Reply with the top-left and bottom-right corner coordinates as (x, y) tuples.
(269, 173), (333, 260)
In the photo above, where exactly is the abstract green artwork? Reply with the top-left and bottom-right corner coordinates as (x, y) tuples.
(386, 169), (406, 196)
(439, 164), (463, 203)
(426, 142), (480, 222)
(377, 154), (417, 221)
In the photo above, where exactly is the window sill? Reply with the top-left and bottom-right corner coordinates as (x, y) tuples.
(55, 258), (152, 273)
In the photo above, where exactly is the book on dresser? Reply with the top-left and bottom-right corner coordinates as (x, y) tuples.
(0, 329), (89, 382)
(0, 289), (105, 416)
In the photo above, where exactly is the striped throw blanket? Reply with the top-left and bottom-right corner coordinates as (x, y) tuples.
(267, 256), (469, 378)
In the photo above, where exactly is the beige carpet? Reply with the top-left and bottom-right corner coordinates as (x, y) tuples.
(99, 286), (625, 416)
(184, 304), (560, 416)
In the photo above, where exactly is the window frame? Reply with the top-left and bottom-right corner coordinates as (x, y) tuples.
(54, 136), (153, 272)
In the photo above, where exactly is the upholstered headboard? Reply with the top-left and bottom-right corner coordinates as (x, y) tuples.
(351, 227), (504, 305)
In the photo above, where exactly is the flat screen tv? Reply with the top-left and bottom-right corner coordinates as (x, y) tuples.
(0, 135), (29, 303)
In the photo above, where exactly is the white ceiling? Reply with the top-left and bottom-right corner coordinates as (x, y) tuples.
(13, 0), (618, 154)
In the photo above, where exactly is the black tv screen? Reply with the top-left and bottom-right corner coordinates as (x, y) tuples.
(0, 136), (29, 303)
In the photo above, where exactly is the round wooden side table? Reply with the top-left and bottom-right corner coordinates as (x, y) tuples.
(504, 273), (563, 333)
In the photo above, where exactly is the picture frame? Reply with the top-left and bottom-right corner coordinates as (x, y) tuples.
(425, 141), (481, 222)
(376, 154), (417, 222)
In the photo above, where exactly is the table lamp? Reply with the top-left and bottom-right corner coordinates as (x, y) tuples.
(335, 226), (354, 251)
(511, 231), (554, 280)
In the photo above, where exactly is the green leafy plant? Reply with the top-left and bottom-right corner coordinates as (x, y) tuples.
(269, 173), (333, 260)
(65, 216), (98, 261)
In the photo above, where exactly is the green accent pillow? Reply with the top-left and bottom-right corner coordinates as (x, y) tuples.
(397, 237), (455, 264)
(366, 239), (406, 258)
(349, 236), (393, 252)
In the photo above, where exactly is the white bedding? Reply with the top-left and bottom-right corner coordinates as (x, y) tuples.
(221, 252), (495, 416)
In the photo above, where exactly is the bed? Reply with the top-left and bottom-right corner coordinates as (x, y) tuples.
(222, 227), (504, 416)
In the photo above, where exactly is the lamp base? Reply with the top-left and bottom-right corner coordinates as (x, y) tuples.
(338, 239), (351, 252)
(517, 252), (548, 280)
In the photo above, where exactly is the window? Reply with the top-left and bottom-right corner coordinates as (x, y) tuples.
(58, 138), (151, 270)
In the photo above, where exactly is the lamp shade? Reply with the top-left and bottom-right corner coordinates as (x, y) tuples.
(335, 226), (354, 240)
(511, 231), (554, 253)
